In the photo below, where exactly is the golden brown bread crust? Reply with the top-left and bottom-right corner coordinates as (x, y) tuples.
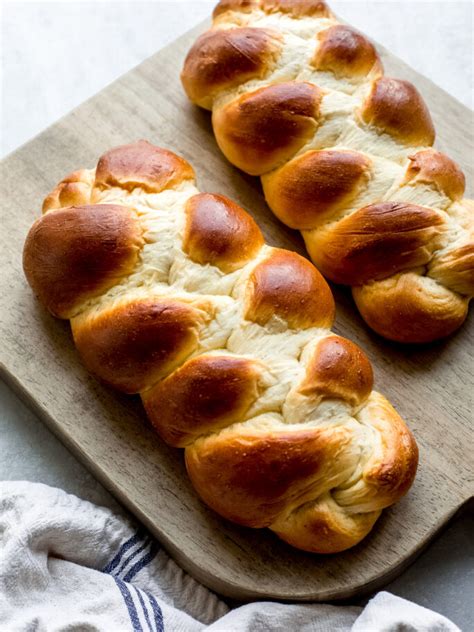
(184, 193), (264, 272)
(213, 0), (257, 18)
(23, 205), (143, 319)
(313, 25), (382, 79)
(213, 0), (331, 19)
(273, 393), (418, 552)
(360, 77), (435, 147)
(185, 425), (354, 528)
(186, 389), (417, 548)
(262, 149), (372, 229)
(143, 355), (263, 447)
(181, 28), (282, 110)
(350, 393), (419, 511)
(72, 298), (212, 393)
(244, 249), (335, 328)
(23, 141), (418, 553)
(213, 82), (323, 175)
(353, 273), (469, 343)
(93, 140), (195, 194)
(300, 336), (373, 408)
(260, 0), (331, 17)
(183, 2), (473, 343)
(42, 170), (95, 213)
(305, 202), (445, 285)
(404, 149), (466, 200)
(271, 494), (381, 554)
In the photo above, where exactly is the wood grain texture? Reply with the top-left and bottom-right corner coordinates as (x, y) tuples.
(0, 20), (473, 601)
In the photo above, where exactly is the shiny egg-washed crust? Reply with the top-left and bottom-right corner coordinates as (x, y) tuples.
(181, 0), (473, 343)
(23, 140), (418, 553)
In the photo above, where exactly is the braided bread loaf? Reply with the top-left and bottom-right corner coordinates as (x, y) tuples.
(181, 0), (474, 343)
(23, 140), (417, 553)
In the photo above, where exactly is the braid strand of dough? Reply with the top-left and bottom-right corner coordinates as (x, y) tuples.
(181, 0), (474, 343)
(23, 140), (418, 553)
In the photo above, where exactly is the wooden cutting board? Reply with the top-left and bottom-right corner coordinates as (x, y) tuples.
(1, 19), (473, 602)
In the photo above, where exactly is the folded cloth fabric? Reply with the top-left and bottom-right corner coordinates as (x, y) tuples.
(0, 482), (460, 632)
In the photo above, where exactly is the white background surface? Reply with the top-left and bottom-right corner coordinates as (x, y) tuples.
(1, 1), (473, 627)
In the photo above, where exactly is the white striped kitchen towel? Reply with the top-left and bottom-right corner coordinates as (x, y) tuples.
(0, 482), (460, 631)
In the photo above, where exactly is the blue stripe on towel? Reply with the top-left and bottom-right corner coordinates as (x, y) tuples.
(114, 577), (143, 632)
(102, 529), (145, 574)
(116, 538), (151, 577)
(135, 587), (153, 632)
(147, 592), (165, 632)
(123, 542), (159, 583)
